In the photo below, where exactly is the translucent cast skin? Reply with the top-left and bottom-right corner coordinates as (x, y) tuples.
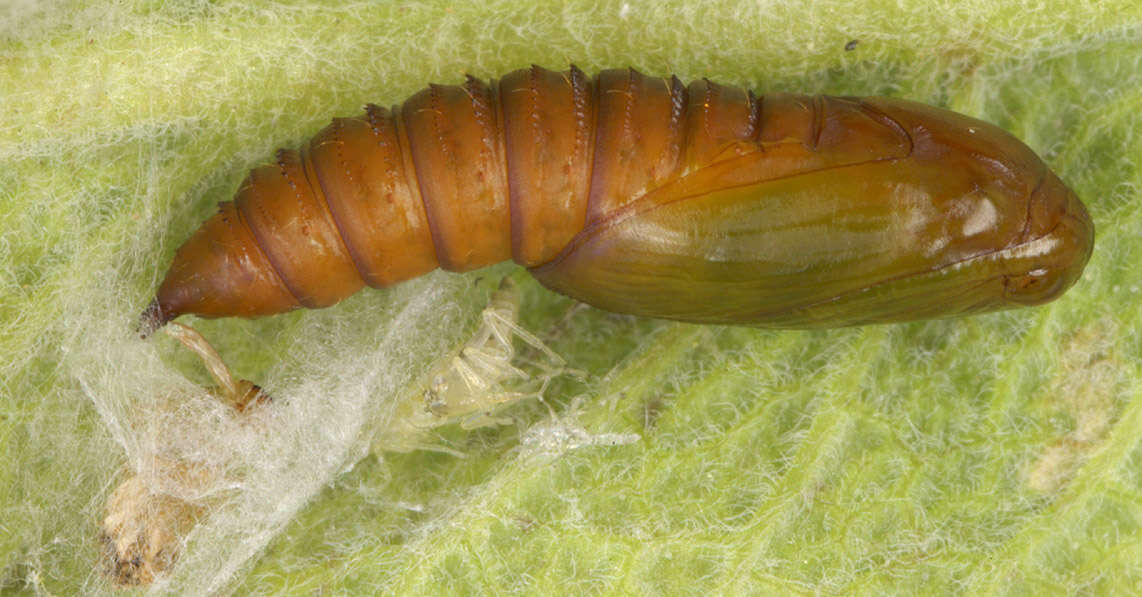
(141, 66), (1094, 332)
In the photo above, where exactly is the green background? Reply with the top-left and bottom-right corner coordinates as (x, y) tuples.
(3, 0), (1141, 594)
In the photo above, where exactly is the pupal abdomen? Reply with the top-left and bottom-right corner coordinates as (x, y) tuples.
(531, 94), (1093, 327)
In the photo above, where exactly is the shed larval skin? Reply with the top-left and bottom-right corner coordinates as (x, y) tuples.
(143, 66), (1093, 332)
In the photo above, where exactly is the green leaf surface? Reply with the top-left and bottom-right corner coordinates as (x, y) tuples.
(2, 1), (1140, 594)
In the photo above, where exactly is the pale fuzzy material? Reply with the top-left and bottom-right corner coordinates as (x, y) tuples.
(72, 269), (483, 593)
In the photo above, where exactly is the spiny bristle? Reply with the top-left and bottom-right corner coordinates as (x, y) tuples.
(137, 298), (171, 339)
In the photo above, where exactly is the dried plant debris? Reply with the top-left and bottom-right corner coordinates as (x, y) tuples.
(98, 470), (206, 587)
(97, 323), (269, 588)
(100, 278), (579, 586)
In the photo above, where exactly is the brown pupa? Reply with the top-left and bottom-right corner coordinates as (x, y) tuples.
(143, 65), (1093, 332)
